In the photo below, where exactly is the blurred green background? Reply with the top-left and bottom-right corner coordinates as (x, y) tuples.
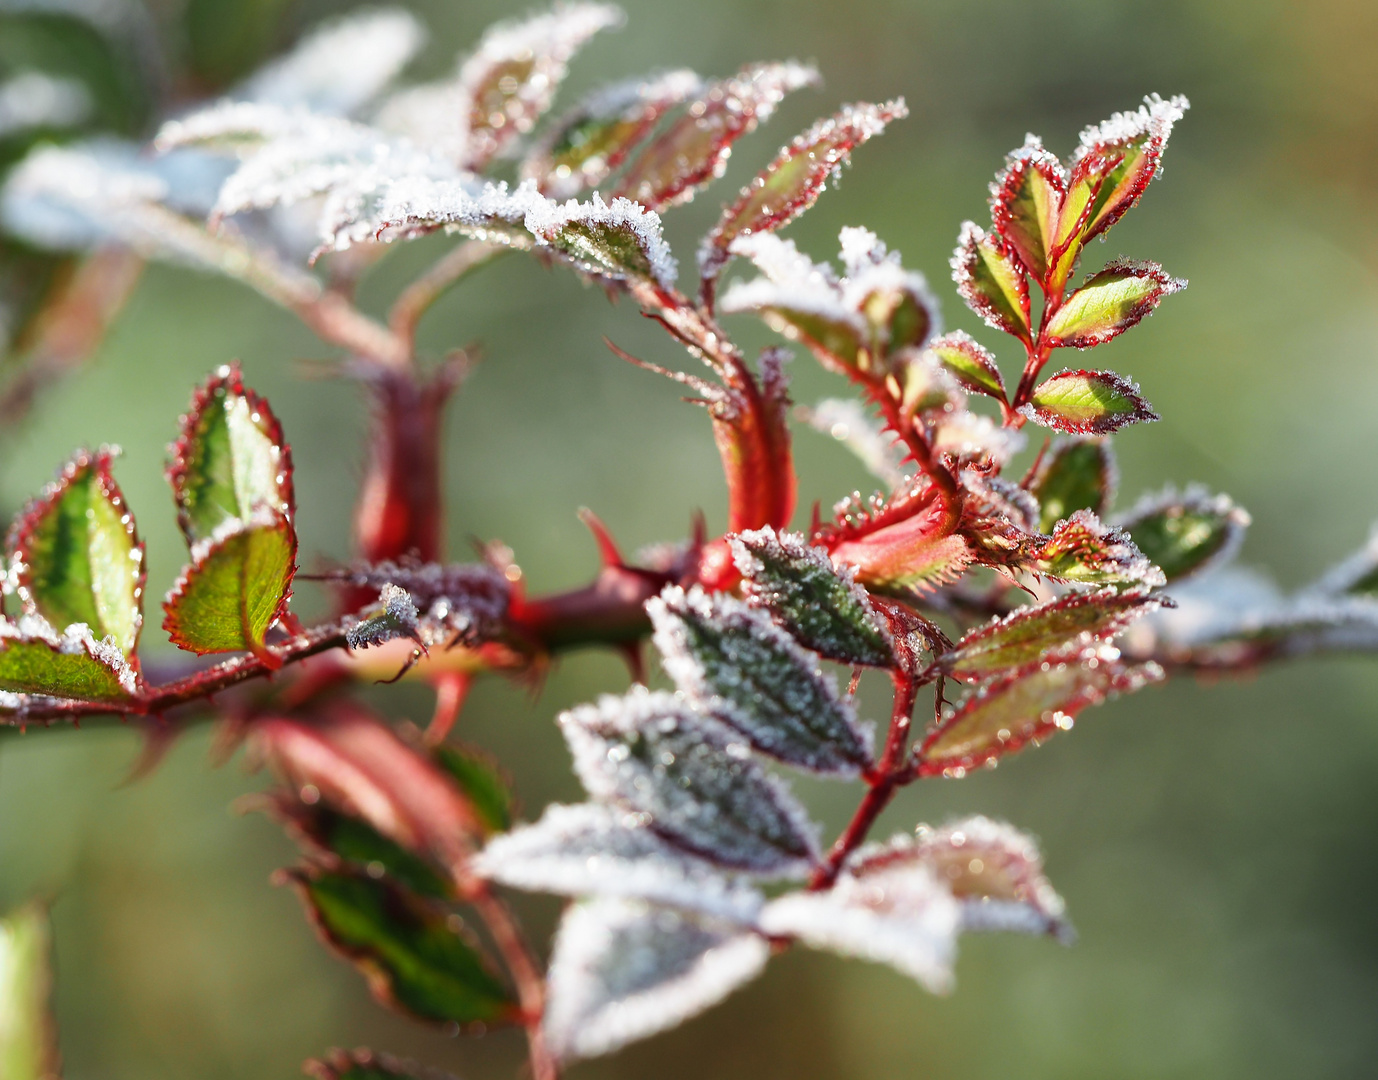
(3, 0), (1378, 1077)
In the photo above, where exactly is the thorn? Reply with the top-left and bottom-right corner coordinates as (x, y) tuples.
(120, 716), (180, 786)
(1021, 437), (1052, 489)
(577, 507), (625, 568)
(376, 648), (423, 685)
(617, 641), (647, 686)
(604, 337), (719, 396)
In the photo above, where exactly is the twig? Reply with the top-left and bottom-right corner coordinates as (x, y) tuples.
(389, 240), (503, 349)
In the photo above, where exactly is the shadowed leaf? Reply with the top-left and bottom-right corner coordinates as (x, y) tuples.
(432, 743), (513, 835)
(304, 1047), (457, 1080)
(1029, 437), (1116, 533)
(926, 331), (1006, 401)
(950, 222), (1029, 341)
(1118, 486), (1250, 583)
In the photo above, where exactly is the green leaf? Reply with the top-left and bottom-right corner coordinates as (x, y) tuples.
(1031, 509), (1164, 588)
(7, 447), (144, 656)
(648, 585), (873, 776)
(0, 900), (60, 1080)
(1118, 487), (1250, 583)
(926, 331), (1006, 401)
(1043, 260), (1184, 348)
(701, 100), (905, 283)
(168, 364), (293, 545)
(283, 866), (516, 1027)
(730, 527), (893, 667)
(1020, 369), (1158, 435)
(162, 513), (296, 659)
(989, 137), (1065, 281)
(944, 586), (1160, 683)
(305, 1048), (457, 1080)
(950, 223), (1029, 341)
(526, 195), (677, 288)
(917, 657), (1163, 776)
(0, 632), (134, 702)
(432, 744), (514, 835)
(1029, 437), (1116, 533)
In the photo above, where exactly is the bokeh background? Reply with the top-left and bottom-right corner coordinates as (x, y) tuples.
(2, 0), (1378, 1077)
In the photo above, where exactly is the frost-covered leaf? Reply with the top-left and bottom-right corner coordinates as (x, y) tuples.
(836, 227), (940, 361)
(168, 363), (293, 545)
(432, 743), (513, 836)
(522, 70), (702, 199)
(926, 330), (1005, 401)
(474, 803), (763, 921)
(944, 586), (1160, 683)
(304, 1047), (457, 1080)
(1117, 486), (1250, 584)
(1020, 369), (1158, 435)
(161, 512), (295, 660)
(614, 61), (818, 211)
(829, 493), (973, 598)
(0, 71), (90, 138)
(1309, 525), (1378, 599)
(800, 398), (907, 488)
(759, 857), (960, 992)
(543, 897), (768, 1063)
(950, 222), (1029, 340)
(917, 654), (1164, 776)
(1029, 437), (1116, 533)
(8, 447), (144, 657)
(1031, 509), (1164, 587)
(989, 135), (1066, 281)
(0, 900), (60, 1080)
(700, 100), (905, 283)
(282, 866), (516, 1026)
(560, 686), (819, 875)
(524, 192), (678, 286)
(648, 585), (872, 775)
(345, 584), (421, 651)
(730, 527), (893, 667)
(239, 9), (425, 116)
(0, 622), (137, 703)
(1044, 260), (1184, 348)
(867, 818), (1071, 939)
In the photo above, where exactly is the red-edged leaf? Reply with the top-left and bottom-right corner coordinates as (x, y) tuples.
(1031, 509), (1164, 587)
(613, 61), (818, 211)
(950, 222), (1030, 342)
(161, 513), (296, 661)
(7, 447), (144, 657)
(700, 100), (906, 284)
(917, 655), (1163, 776)
(1028, 437), (1116, 533)
(250, 706), (482, 861)
(1019, 369), (1158, 435)
(1117, 486), (1250, 584)
(714, 347), (796, 535)
(522, 70), (702, 199)
(943, 586), (1161, 683)
(1044, 260), (1184, 348)
(0, 628), (137, 703)
(988, 136), (1066, 282)
(167, 363), (294, 546)
(925, 330), (1006, 401)
(828, 492), (972, 598)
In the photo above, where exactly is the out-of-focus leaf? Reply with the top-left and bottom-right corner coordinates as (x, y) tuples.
(614, 61), (818, 211)
(944, 586), (1160, 683)
(926, 330), (1005, 401)
(0, 899), (60, 1080)
(161, 511), (295, 659)
(759, 855), (961, 992)
(917, 654), (1164, 776)
(837, 226), (939, 361)
(186, 0), (295, 86)
(799, 397), (907, 489)
(1029, 437), (1115, 533)
(1309, 525), (1378, 599)
(648, 585), (872, 776)
(1020, 369), (1158, 435)
(560, 686), (818, 876)
(988, 136), (1066, 281)
(950, 222), (1029, 341)
(304, 1047), (457, 1080)
(543, 897), (768, 1063)
(282, 866), (516, 1026)
(730, 526), (893, 667)
(168, 363), (293, 545)
(522, 70), (702, 199)
(1043, 260), (1184, 348)
(1118, 486), (1250, 583)
(474, 802), (763, 922)
(0, 626), (136, 703)
(431, 744), (513, 836)
(7, 447), (143, 656)
(1030, 509), (1164, 587)
(700, 100), (905, 283)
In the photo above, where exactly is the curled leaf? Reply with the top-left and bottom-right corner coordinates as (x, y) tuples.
(1019, 369), (1158, 435)
(926, 330), (1006, 402)
(1043, 260), (1184, 348)
(1117, 486), (1250, 584)
(1031, 509), (1164, 588)
(950, 222), (1029, 341)
(988, 135), (1066, 282)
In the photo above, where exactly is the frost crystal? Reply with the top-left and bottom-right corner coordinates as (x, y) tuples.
(543, 897), (768, 1062)
(559, 686), (819, 875)
(473, 802), (763, 922)
(1114, 484), (1250, 584)
(1070, 93), (1190, 167)
(1033, 508), (1166, 588)
(801, 397), (909, 489)
(344, 583), (420, 651)
(648, 585), (873, 775)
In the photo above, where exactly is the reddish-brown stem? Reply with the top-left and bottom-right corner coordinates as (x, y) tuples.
(388, 240), (502, 350)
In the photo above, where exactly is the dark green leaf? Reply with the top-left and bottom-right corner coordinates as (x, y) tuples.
(1029, 437), (1116, 533)
(0, 900), (60, 1080)
(432, 744), (513, 835)
(1119, 487), (1250, 583)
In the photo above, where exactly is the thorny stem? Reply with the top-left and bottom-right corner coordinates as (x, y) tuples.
(388, 240), (504, 350)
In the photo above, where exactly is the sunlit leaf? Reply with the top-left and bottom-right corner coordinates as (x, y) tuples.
(925, 330), (1005, 401)
(7, 447), (144, 656)
(162, 512), (296, 660)
(1020, 369), (1158, 435)
(1117, 486), (1250, 583)
(0, 625), (136, 703)
(432, 743), (513, 836)
(560, 686), (819, 875)
(829, 492), (973, 598)
(282, 866), (516, 1026)
(304, 1047), (457, 1080)
(0, 900), (60, 1080)
(168, 363), (294, 545)
(1031, 509), (1164, 587)
(917, 655), (1164, 776)
(648, 585), (873, 775)
(1043, 260), (1184, 349)
(950, 222), (1029, 341)
(543, 897), (768, 1062)
(614, 61), (818, 211)
(988, 135), (1066, 281)
(523, 192), (678, 287)
(730, 526), (893, 667)
(1029, 437), (1116, 533)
